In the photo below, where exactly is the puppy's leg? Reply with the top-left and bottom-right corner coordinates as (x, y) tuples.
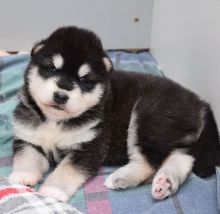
(9, 140), (49, 186)
(151, 149), (195, 200)
(105, 158), (154, 189)
(39, 156), (87, 202)
(105, 110), (155, 189)
(39, 135), (107, 202)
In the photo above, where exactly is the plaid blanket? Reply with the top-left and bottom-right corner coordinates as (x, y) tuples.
(0, 52), (219, 214)
(0, 177), (81, 214)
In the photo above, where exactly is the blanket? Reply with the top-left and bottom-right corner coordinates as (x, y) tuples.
(0, 51), (219, 214)
(0, 177), (81, 214)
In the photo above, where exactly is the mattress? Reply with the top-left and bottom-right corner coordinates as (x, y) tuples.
(0, 51), (219, 214)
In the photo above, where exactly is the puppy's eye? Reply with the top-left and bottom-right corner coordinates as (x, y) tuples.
(47, 66), (56, 72)
(79, 76), (87, 83)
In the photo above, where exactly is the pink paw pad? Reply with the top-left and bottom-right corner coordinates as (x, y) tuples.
(152, 177), (172, 200)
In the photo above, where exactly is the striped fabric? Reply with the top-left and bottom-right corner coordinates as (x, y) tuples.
(0, 177), (81, 214)
(0, 51), (219, 214)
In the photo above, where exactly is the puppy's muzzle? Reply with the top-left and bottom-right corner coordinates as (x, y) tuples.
(53, 91), (69, 104)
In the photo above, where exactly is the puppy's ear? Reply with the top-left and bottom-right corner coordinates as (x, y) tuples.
(31, 41), (45, 56)
(102, 55), (113, 73)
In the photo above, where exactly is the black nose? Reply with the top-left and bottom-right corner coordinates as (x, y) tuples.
(53, 91), (69, 104)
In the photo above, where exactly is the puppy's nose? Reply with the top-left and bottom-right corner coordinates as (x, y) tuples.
(53, 91), (69, 104)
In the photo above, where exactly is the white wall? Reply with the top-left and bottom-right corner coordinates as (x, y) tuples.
(151, 0), (220, 127)
(0, 0), (153, 50)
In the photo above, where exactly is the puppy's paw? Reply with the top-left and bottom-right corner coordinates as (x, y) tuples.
(39, 185), (69, 202)
(9, 171), (41, 186)
(151, 173), (179, 200)
(105, 175), (126, 189)
(105, 172), (138, 190)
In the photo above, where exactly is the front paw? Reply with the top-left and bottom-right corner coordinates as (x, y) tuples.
(39, 185), (69, 202)
(9, 171), (41, 186)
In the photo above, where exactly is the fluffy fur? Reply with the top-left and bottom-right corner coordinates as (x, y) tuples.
(9, 26), (220, 202)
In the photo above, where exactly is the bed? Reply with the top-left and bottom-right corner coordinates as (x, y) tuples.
(0, 51), (219, 214)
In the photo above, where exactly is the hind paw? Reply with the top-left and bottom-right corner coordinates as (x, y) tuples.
(104, 169), (141, 190)
(105, 173), (133, 189)
(151, 173), (179, 200)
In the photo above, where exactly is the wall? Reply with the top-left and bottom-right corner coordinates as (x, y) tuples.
(151, 0), (220, 126)
(0, 0), (153, 50)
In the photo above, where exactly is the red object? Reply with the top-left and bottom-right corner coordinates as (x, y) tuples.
(0, 187), (33, 199)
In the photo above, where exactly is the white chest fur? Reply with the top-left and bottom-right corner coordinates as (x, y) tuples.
(13, 119), (100, 152)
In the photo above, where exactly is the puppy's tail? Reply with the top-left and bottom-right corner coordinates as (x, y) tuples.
(190, 104), (220, 178)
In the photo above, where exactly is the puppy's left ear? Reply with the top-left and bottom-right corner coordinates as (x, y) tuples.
(31, 41), (45, 57)
(102, 55), (113, 73)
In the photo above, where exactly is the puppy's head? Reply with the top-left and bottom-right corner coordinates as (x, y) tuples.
(26, 26), (112, 120)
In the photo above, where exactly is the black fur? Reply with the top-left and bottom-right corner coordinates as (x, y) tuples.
(13, 26), (220, 184)
(189, 106), (220, 177)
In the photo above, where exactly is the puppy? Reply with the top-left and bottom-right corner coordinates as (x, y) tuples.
(9, 26), (220, 202)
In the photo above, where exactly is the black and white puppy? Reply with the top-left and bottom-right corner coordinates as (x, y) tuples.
(9, 26), (220, 202)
